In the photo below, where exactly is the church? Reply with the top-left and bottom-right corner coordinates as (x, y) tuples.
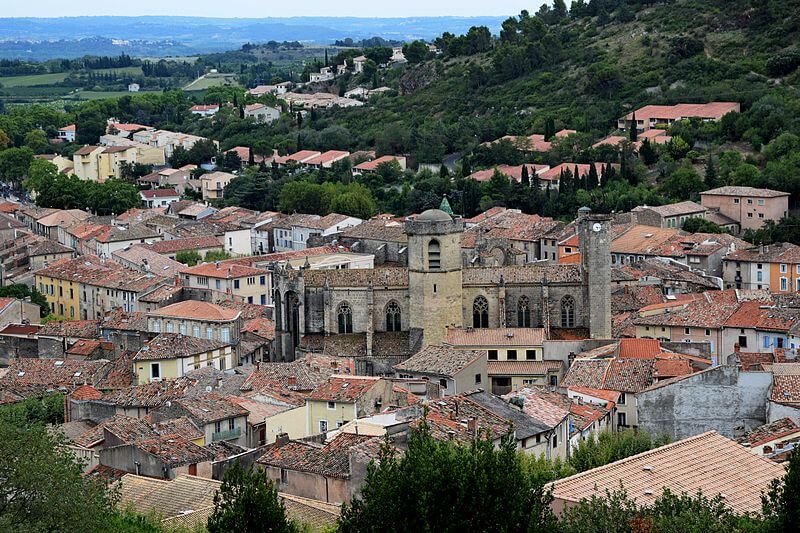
(273, 208), (613, 373)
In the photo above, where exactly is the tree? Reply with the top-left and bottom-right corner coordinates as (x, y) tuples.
(544, 117), (556, 141)
(22, 158), (59, 194)
(24, 130), (49, 152)
(682, 217), (727, 234)
(0, 415), (115, 532)
(329, 187), (377, 220)
(704, 156), (721, 189)
(402, 40), (430, 64)
(0, 284), (50, 317)
(761, 448), (800, 532)
(521, 164), (530, 186)
(0, 128), (10, 149)
(0, 147), (34, 185)
(661, 164), (704, 200)
(75, 107), (107, 144)
(569, 430), (670, 473)
(639, 138), (658, 165)
(207, 461), (296, 533)
(169, 145), (191, 168)
(205, 250), (232, 262)
(175, 250), (202, 266)
(629, 111), (638, 142)
(339, 422), (557, 532)
(89, 179), (140, 216)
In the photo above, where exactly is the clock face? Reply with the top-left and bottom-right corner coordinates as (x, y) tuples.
(592, 222), (602, 233)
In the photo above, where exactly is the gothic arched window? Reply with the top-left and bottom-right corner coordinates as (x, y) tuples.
(518, 295), (531, 327)
(428, 239), (441, 270)
(337, 302), (353, 334)
(561, 295), (576, 328)
(473, 296), (489, 328)
(385, 301), (402, 332)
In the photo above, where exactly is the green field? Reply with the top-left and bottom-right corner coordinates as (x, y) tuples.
(0, 67), (143, 87)
(66, 89), (160, 100)
(183, 72), (239, 91)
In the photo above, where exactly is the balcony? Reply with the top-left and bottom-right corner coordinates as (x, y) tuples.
(212, 427), (242, 442)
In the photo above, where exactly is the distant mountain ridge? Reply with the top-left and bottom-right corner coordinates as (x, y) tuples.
(0, 16), (508, 59)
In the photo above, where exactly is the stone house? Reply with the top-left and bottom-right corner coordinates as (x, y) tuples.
(305, 376), (394, 435)
(393, 344), (487, 396)
(700, 186), (789, 232)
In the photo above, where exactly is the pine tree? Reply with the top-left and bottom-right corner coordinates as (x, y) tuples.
(238, 105), (244, 119)
(629, 111), (638, 142)
(248, 147), (255, 166)
(521, 165), (530, 186)
(544, 117), (556, 141)
(558, 168), (566, 194)
(461, 158), (472, 178)
(233, 92), (239, 107)
(324, 49), (329, 66)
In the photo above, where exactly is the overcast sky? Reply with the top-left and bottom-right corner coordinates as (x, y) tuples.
(4, 1), (549, 18)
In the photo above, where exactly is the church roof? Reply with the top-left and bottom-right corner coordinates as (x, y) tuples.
(416, 208), (452, 222)
(298, 268), (409, 288)
(462, 264), (582, 285)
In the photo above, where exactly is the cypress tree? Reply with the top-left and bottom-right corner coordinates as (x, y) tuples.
(588, 163), (598, 190)
(521, 165), (530, 186)
(462, 158), (472, 178)
(325, 49), (329, 66)
(558, 168), (566, 194)
(544, 117), (555, 142)
(248, 147), (255, 166)
(705, 156), (719, 188)
(629, 111), (638, 142)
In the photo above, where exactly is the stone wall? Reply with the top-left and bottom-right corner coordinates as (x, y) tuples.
(636, 366), (771, 439)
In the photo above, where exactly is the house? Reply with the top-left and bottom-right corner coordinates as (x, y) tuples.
(459, 209), (563, 264)
(344, 87), (369, 99)
(127, 83), (140, 92)
(0, 357), (113, 401)
(466, 164), (550, 184)
(20, 207), (90, 240)
(305, 376), (394, 435)
(117, 473), (339, 529)
(147, 300), (242, 346)
(73, 143), (165, 183)
(26, 239), (74, 270)
(189, 104), (220, 117)
(537, 163), (613, 189)
(632, 201), (707, 229)
(443, 327), (561, 395)
(304, 150), (350, 169)
(499, 387), (574, 460)
(267, 213), (362, 252)
(132, 129), (214, 159)
(700, 186), (789, 231)
(132, 334), (234, 385)
(144, 236), (224, 261)
(562, 339), (704, 428)
(243, 103), (280, 123)
(736, 417), (800, 461)
(164, 219), (251, 256)
(393, 345), (486, 396)
(99, 434), (214, 480)
(111, 245), (185, 279)
(257, 432), (381, 503)
(309, 66), (334, 83)
(140, 189), (180, 209)
(352, 155), (407, 175)
(180, 260), (270, 305)
(617, 102), (740, 131)
(0, 297), (41, 330)
(200, 171), (236, 201)
(722, 300), (799, 355)
(160, 394), (249, 447)
(723, 242), (800, 291)
(57, 124), (76, 142)
(248, 84), (289, 96)
(93, 224), (163, 258)
(273, 150), (322, 167)
(353, 55), (367, 73)
(636, 365), (772, 439)
(336, 219), (408, 265)
(35, 255), (169, 319)
(550, 431), (782, 515)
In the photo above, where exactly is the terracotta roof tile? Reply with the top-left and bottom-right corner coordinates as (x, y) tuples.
(308, 376), (381, 403)
(133, 333), (231, 361)
(257, 433), (377, 478)
(550, 431), (784, 514)
(148, 300), (239, 321)
(487, 360), (563, 376)
(394, 345), (484, 377)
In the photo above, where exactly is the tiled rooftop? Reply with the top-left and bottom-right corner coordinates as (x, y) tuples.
(134, 333), (231, 361)
(550, 431), (785, 514)
(176, 393), (249, 423)
(148, 300), (240, 321)
(307, 376), (381, 402)
(394, 345), (484, 377)
(487, 360), (563, 376)
(257, 432), (377, 478)
(444, 327), (545, 347)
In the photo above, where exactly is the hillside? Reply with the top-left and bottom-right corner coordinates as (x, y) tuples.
(318, 0), (800, 162)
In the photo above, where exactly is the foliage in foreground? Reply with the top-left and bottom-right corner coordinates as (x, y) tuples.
(207, 461), (297, 533)
(569, 429), (670, 473)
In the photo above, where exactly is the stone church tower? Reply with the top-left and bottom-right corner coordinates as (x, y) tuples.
(578, 208), (612, 339)
(406, 209), (464, 351)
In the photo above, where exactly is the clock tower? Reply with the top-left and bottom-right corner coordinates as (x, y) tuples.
(578, 208), (612, 339)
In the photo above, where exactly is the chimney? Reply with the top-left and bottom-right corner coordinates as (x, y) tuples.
(287, 376), (297, 386)
(467, 417), (477, 433)
(775, 347), (785, 363)
(216, 376), (223, 389)
(215, 261), (220, 269)
(276, 433), (290, 446)
(734, 342), (740, 354)
(331, 361), (338, 369)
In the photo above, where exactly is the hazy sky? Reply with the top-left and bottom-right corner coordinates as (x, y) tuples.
(4, 1), (549, 18)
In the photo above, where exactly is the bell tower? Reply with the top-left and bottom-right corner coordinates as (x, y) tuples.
(406, 209), (464, 350)
(578, 208), (612, 339)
